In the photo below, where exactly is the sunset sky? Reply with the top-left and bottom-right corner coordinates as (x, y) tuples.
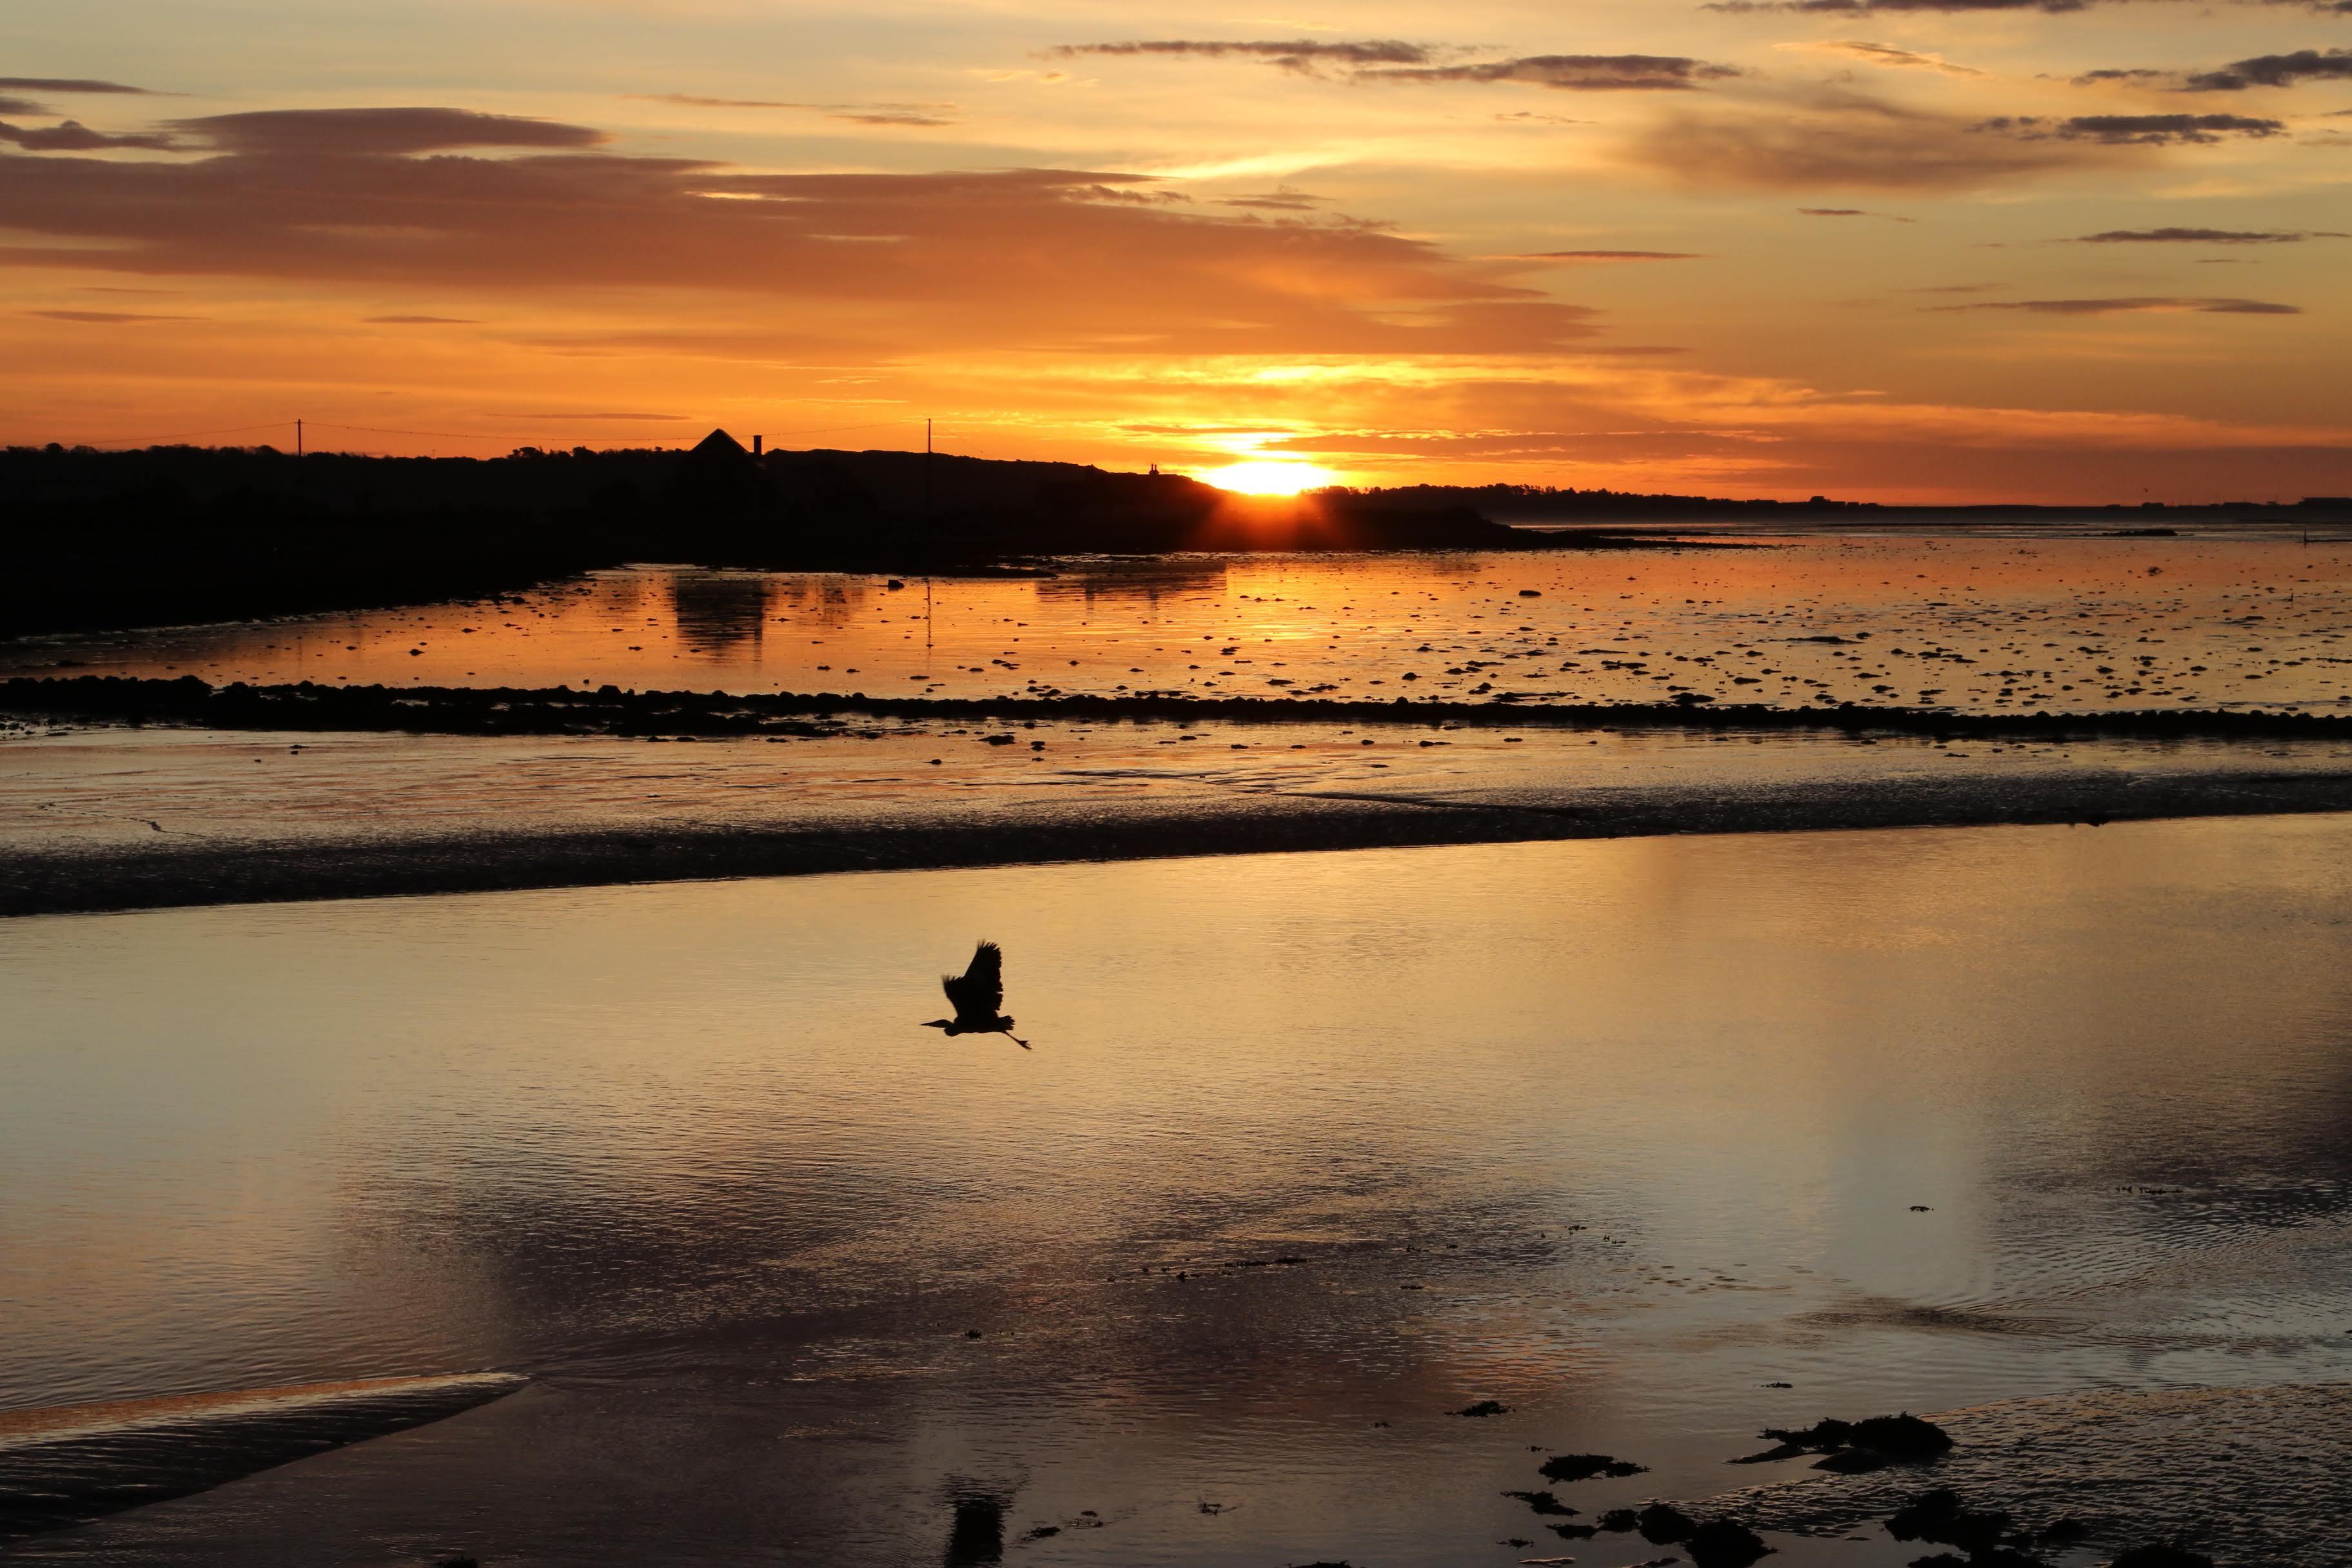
(4, 0), (2349, 502)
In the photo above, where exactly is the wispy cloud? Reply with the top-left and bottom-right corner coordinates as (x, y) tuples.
(1779, 40), (1986, 78)
(0, 119), (179, 151)
(1048, 39), (1432, 74)
(1930, 296), (2302, 314)
(629, 94), (958, 126)
(1513, 250), (1707, 262)
(2072, 226), (2344, 242)
(1050, 41), (1741, 92)
(1977, 113), (2287, 144)
(0, 77), (155, 94)
(25, 308), (201, 322)
(1632, 94), (2106, 191)
(0, 110), (1609, 358)
(1362, 55), (1745, 91)
(2184, 48), (2352, 92)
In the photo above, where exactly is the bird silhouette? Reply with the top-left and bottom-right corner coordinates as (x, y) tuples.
(925, 940), (1030, 1049)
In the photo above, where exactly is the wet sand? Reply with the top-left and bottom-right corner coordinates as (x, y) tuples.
(9, 716), (2352, 916)
(9, 818), (2352, 1565)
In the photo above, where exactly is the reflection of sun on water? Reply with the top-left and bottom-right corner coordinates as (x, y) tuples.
(1204, 460), (1335, 496)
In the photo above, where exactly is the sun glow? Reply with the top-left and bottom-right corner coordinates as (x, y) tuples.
(1204, 460), (1335, 496)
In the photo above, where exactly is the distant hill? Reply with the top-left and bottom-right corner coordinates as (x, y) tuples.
(3, 435), (2345, 639)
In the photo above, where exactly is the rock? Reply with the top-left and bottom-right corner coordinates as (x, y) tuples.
(1758, 1413), (1952, 1470)
(1598, 1509), (1640, 1532)
(1455, 1400), (1513, 1418)
(1502, 1490), (1577, 1516)
(1885, 1488), (2012, 1553)
(1636, 1502), (1697, 1542)
(1540, 1453), (1649, 1483)
(1684, 1518), (1774, 1568)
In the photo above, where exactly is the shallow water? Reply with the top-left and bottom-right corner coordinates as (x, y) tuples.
(6, 815), (2352, 1563)
(10, 528), (2352, 717)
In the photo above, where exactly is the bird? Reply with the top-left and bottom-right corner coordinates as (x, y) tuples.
(924, 940), (1030, 1048)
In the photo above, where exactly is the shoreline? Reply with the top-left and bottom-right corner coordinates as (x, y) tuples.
(10, 763), (2351, 919)
(10, 675), (2352, 743)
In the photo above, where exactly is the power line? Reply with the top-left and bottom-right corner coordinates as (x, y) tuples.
(59, 413), (937, 451)
(79, 420), (293, 448)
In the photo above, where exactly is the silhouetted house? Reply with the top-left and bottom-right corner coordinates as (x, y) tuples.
(667, 427), (774, 531)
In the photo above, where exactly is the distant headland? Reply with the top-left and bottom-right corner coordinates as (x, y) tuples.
(5, 430), (2346, 640)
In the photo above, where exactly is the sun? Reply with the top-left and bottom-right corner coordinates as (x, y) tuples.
(1204, 459), (1335, 496)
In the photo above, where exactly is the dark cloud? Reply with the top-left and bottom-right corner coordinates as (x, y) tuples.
(0, 77), (154, 94)
(175, 108), (608, 155)
(0, 119), (179, 152)
(2184, 48), (2352, 92)
(0, 95), (50, 115)
(1930, 296), (2303, 314)
(1050, 39), (1432, 73)
(1516, 250), (1706, 260)
(1364, 55), (1744, 90)
(1979, 113), (2286, 143)
(2074, 226), (2342, 242)
(24, 308), (200, 322)
(1051, 41), (1740, 91)
(0, 118), (1604, 357)
(364, 315), (480, 324)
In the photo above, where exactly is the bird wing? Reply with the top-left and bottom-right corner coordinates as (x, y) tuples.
(941, 939), (1004, 1021)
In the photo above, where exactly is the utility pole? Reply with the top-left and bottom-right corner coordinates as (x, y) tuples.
(925, 416), (934, 518)
(295, 418), (303, 458)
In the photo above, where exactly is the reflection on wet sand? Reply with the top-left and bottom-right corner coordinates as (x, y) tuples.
(5, 815), (2352, 1562)
(8, 531), (2352, 716)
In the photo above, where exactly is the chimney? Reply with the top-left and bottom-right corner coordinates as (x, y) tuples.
(752, 435), (763, 457)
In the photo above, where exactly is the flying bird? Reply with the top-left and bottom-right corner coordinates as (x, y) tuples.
(924, 939), (1030, 1048)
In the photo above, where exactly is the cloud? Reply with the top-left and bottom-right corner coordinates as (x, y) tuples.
(0, 77), (154, 95)
(1630, 95), (2105, 190)
(629, 94), (959, 126)
(24, 308), (200, 322)
(2184, 48), (2352, 92)
(1048, 39), (1433, 73)
(364, 314), (480, 324)
(1050, 41), (1740, 91)
(1364, 55), (1745, 91)
(1220, 186), (1328, 211)
(1977, 113), (2286, 144)
(0, 119), (180, 151)
(174, 108), (608, 155)
(0, 95), (50, 116)
(1930, 295), (2302, 313)
(0, 111), (1609, 358)
(1514, 250), (1706, 261)
(1781, 40), (1986, 77)
(2073, 226), (2342, 242)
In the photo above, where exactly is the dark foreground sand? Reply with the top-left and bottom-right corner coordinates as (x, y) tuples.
(11, 758), (2352, 918)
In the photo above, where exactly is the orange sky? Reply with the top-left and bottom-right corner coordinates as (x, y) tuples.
(3, 0), (2349, 502)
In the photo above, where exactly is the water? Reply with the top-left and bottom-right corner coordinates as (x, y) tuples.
(6, 814), (2352, 1563)
(10, 529), (2352, 716)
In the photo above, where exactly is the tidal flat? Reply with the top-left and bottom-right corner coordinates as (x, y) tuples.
(6, 817), (2352, 1564)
